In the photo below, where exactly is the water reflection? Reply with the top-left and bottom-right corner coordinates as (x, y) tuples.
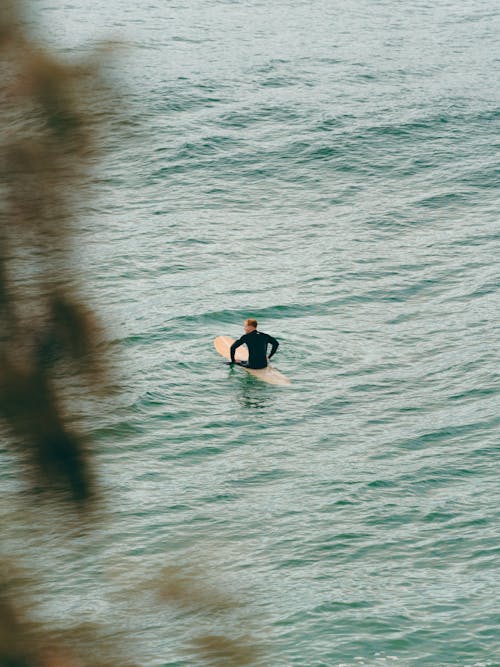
(232, 371), (276, 410)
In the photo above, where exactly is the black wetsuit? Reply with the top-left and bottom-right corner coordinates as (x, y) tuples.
(230, 330), (279, 369)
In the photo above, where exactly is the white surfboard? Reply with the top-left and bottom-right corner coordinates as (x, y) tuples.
(214, 335), (291, 386)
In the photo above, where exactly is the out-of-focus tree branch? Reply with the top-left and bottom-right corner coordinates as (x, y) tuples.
(0, 2), (267, 664)
(0, 0), (111, 506)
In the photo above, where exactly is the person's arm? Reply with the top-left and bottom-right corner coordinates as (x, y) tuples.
(230, 336), (245, 363)
(267, 334), (279, 360)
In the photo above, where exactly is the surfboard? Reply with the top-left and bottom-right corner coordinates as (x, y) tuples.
(214, 336), (291, 386)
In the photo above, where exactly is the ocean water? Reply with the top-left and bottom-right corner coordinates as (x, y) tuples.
(2, 1), (500, 665)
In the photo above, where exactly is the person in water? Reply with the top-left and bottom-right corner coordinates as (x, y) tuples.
(230, 318), (279, 369)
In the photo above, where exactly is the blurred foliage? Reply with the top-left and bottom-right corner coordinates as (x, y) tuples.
(0, 0), (109, 506)
(0, 1), (266, 665)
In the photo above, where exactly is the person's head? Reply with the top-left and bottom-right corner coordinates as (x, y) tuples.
(244, 318), (258, 333)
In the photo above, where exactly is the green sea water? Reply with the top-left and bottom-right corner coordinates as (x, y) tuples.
(2, 1), (500, 665)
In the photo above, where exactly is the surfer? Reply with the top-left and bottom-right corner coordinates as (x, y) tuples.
(229, 319), (279, 369)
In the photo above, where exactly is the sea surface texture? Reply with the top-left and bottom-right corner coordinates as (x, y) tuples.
(2, 1), (500, 666)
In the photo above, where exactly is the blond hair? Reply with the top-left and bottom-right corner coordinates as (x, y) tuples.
(245, 318), (258, 328)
